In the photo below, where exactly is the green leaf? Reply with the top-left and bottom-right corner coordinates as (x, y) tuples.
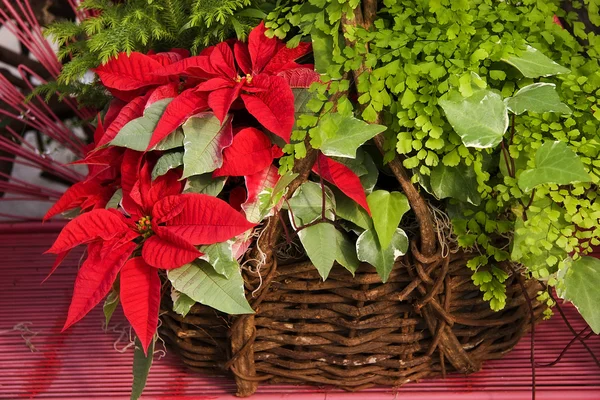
(199, 241), (239, 279)
(310, 113), (387, 158)
(334, 188), (371, 230)
(518, 141), (592, 192)
(356, 228), (408, 283)
(562, 256), (600, 334)
(311, 28), (334, 74)
(152, 151), (184, 179)
(334, 229), (360, 275)
(298, 222), (337, 280)
(439, 89), (508, 148)
(503, 45), (570, 78)
(153, 128), (184, 151)
(111, 98), (172, 151)
(285, 181), (335, 226)
(184, 174), (226, 197)
(105, 189), (122, 210)
(131, 336), (154, 400)
(505, 83), (571, 115)
(171, 289), (195, 318)
(181, 114), (233, 178)
(103, 285), (119, 328)
(366, 190), (410, 248)
(168, 260), (254, 315)
(335, 150), (378, 193)
(430, 163), (481, 205)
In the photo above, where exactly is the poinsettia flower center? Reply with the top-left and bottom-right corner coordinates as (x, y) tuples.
(136, 216), (153, 238)
(234, 74), (253, 84)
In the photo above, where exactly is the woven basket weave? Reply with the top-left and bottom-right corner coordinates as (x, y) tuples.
(160, 244), (544, 396)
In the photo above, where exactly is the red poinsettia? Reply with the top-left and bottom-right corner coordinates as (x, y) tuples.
(147, 22), (316, 147)
(46, 162), (255, 352)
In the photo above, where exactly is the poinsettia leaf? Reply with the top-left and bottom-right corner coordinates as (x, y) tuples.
(182, 113), (233, 178)
(518, 141), (592, 192)
(298, 222), (337, 280)
(120, 257), (161, 353)
(152, 151), (184, 180)
(234, 42), (252, 75)
(242, 165), (281, 223)
(310, 113), (386, 159)
(171, 288), (196, 318)
(99, 95), (148, 147)
(430, 162), (481, 205)
(285, 181), (335, 227)
(335, 229), (360, 275)
(213, 127), (274, 177)
(103, 283), (120, 329)
(131, 336), (154, 400)
(199, 241), (239, 279)
(241, 75), (295, 142)
(63, 240), (137, 331)
(151, 194), (187, 225)
(505, 83), (571, 115)
(313, 153), (370, 214)
(562, 256), (600, 334)
(106, 189), (123, 210)
(148, 88), (209, 149)
(142, 227), (202, 269)
(94, 52), (168, 92)
(356, 228), (408, 283)
(184, 174), (227, 197)
(167, 260), (254, 314)
(153, 128), (185, 151)
(111, 98), (172, 151)
(367, 190), (410, 249)
(103, 99), (126, 132)
(439, 89), (508, 148)
(46, 209), (131, 254)
(163, 194), (255, 245)
(248, 21), (278, 74)
(502, 45), (570, 78)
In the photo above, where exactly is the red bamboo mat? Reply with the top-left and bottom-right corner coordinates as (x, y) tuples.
(0, 229), (599, 400)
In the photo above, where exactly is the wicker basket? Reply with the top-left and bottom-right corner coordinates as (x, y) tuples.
(160, 245), (544, 396)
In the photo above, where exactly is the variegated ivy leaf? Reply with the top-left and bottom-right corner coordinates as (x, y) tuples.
(518, 141), (592, 192)
(505, 83), (571, 115)
(103, 285), (119, 328)
(171, 288), (195, 318)
(333, 188), (372, 230)
(284, 181), (335, 227)
(131, 336), (155, 400)
(562, 256), (600, 334)
(111, 98), (172, 151)
(184, 174), (227, 197)
(152, 151), (184, 179)
(298, 222), (338, 280)
(430, 162), (481, 206)
(502, 45), (570, 78)
(356, 228), (408, 283)
(181, 114), (233, 178)
(199, 241), (239, 279)
(439, 89), (508, 149)
(309, 113), (387, 158)
(335, 149), (379, 193)
(367, 190), (410, 249)
(242, 166), (281, 224)
(335, 229), (360, 275)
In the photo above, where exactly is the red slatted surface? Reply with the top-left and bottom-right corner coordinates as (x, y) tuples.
(0, 229), (599, 400)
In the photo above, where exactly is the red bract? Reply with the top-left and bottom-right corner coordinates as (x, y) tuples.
(213, 127), (277, 177)
(312, 153), (371, 215)
(149, 22), (313, 144)
(46, 163), (255, 352)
